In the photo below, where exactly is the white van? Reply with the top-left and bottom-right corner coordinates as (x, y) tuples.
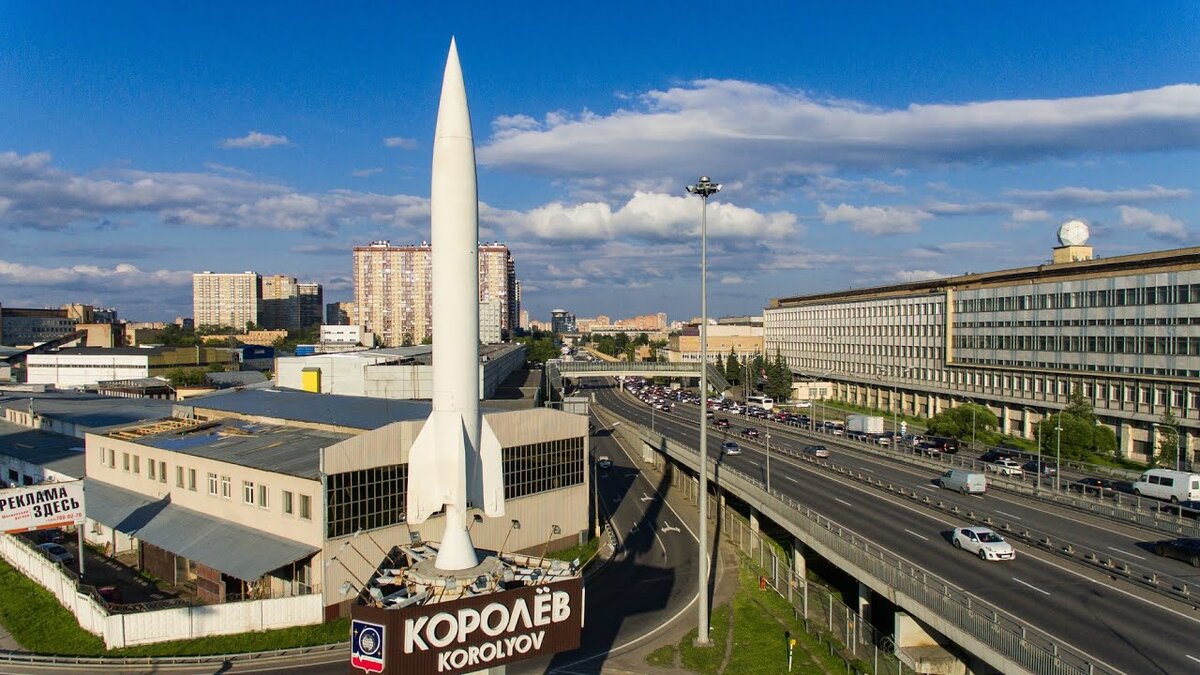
(938, 469), (987, 495)
(1131, 469), (1200, 503)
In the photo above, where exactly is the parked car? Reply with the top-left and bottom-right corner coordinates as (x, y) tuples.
(38, 542), (74, 566)
(596, 456), (613, 470)
(721, 441), (742, 456)
(1157, 500), (1200, 520)
(1069, 477), (1118, 497)
(951, 527), (1015, 561)
(38, 528), (66, 544)
(1022, 459), (1057, 475)
(988, 458), (1025, 477)
(97, 585), (122, 604)
(1152, 538), (1200, 567)
(979, 449), (1017, 463)
(742, 427), (759, 438)
(803, 444), (831, 458)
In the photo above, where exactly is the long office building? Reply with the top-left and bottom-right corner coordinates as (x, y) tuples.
(765, 233), (1199, 463)
(352, 241), (518, 347)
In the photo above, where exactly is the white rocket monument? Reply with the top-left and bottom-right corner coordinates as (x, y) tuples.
(406, 38), (506, 571)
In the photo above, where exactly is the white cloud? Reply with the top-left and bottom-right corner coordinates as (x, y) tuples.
(893, 269), (948, 283)
(1012, 208), (1051, 222)
(203, 162), (254, 177)
(0, 259), (192, 289)
(1007, 185), (1190, 206)
(494, 191), (797, 242)
(383, 136), (418, 149)
(480, 81), (1200, 191)
(720, 274), (745, 285)
(220, 131), (290, 149)
(0, 151), (431, 233)
(1117, 205), (1189, 241)
(819, 203), (931, 235)
(351, 167), (383, 177)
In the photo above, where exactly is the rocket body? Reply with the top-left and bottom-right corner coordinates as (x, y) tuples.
(406, 38), (506, 571)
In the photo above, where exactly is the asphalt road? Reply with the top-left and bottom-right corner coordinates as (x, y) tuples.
(598, 383), (1200, 675)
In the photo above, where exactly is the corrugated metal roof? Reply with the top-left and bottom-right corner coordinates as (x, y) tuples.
(137, 419), (350, 479)
(84, 479), (318, 581)
(206, 371), (268, 386)
(0, 420), (85, 479)
(0, 391), (171, 430)
(188, 388), (433, 430)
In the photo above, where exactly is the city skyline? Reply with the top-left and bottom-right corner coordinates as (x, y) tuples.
(2, 3), (1199, 322)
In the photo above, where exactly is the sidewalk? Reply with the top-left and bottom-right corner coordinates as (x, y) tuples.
(0, 623), (23, 652)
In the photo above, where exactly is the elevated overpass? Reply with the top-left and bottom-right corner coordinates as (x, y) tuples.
(546, 359), (732, 397)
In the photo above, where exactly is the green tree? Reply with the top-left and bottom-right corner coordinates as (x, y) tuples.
(515, 335), (559, 365)
(927, 403), (998, 441)
(764, 351), (793, 402)
(166, 367), (207, 387)
(1064, 383), (1095, 424)
(1036, 412), (1117, 462)
(1155, 409), (1181, 468)
(401, 333), (414, 347)
(724, 349), (741, 386)
(634, 333), (650, 347)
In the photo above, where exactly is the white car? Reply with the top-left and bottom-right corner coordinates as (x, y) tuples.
(951, 527), (1016, 561)
(596, 456), (612, 470)
(721, 441), (742, 456)
(988, 458), (1025, 477)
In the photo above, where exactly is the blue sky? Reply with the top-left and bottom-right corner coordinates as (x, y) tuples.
(2, 2), (1198, 323)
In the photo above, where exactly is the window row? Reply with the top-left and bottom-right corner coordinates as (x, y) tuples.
(956, 283), (1200, 313)
(955, 334), (1200, 356)
(101, 447), (311, 520)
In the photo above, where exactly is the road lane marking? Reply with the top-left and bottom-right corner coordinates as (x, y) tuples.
(1012, 577), (1051, 596)
(860, 467), (875, 472)
(1187, 654), (1200, 665)
(904, 529), (929, 541)
(835, 498), (853, 507)
(917, 485), (937, 491)
(994, 510), (1022, 520)
(786, 476), (798, 482)
(1108, 546), (1146, 560)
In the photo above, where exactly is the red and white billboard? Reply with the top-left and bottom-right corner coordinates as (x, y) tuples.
(0, 480), (86, 534)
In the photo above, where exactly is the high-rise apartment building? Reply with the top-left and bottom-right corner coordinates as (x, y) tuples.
(352, 241), (518, 347)
(551, 309), (576, 334)
(192, 272), (261, 331)
(325, 301), (355, 326)
(298, 282), (324, 328)
(261, 275), (300, 329)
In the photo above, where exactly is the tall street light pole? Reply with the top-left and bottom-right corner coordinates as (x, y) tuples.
(687, 175), (720, 647)
(1055, 418), (1063, 492)
(765, 432), (772, 493)
(1023, 407), (1041, 491)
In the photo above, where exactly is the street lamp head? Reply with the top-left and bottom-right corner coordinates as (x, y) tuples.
(686, 176), (722, 198)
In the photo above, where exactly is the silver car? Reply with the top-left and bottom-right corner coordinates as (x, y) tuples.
(951, 527), (1015, 561)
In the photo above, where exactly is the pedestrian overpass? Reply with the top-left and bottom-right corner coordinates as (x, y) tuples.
(546, 359), (731, 398)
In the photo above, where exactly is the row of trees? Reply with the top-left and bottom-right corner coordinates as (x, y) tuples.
(722, 349), (793, 403)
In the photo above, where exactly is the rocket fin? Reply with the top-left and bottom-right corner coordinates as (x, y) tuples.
(478, 417), (506, 517)
(406, 412), (466, 524)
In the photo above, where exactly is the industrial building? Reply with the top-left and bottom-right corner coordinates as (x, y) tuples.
(765, 230), (1198, 463)
(77, 387), (587, 614)
(25, 346), (237, 389)
(274, 343), (526, 400)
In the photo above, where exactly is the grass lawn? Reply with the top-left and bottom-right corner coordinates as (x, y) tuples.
(545, 536), (600, 567)
(0, 556), (348, 657)
(647, 554), (867, 674)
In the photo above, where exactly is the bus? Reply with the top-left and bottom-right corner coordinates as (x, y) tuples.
(747, 395), (774, 410)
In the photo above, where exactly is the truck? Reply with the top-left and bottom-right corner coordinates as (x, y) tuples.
(846, 414), (885, 435)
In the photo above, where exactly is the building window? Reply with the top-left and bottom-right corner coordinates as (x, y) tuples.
(159, 461), (167, 484)
(208, 472), (218, 495)
(283, 490), (294, 515)
(243, 480), (255, 505)
(502, 436), (586, 500)
(122, 453), (130, 472)
(148, 460), (156, 481)
(175, 466), (184, 488)
(258, 484), (269, 509)
(133, 455), (140, 475)
(300, 494), (312, 520)
(325, 465), (408, 538)
(188, 469), (197, 491)
(220, 475), (231, 499)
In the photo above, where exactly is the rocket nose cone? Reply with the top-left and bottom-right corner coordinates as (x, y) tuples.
(436, 38), (472, 141)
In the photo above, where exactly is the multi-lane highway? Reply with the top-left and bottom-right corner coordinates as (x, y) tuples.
(596, 381), (1200, 675)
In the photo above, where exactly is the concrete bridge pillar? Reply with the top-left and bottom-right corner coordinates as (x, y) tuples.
(857, 581), (872, 624)
(792, 538), (807, 580)
(749, 508), (760, 552)
(894, 610), (966, 675)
